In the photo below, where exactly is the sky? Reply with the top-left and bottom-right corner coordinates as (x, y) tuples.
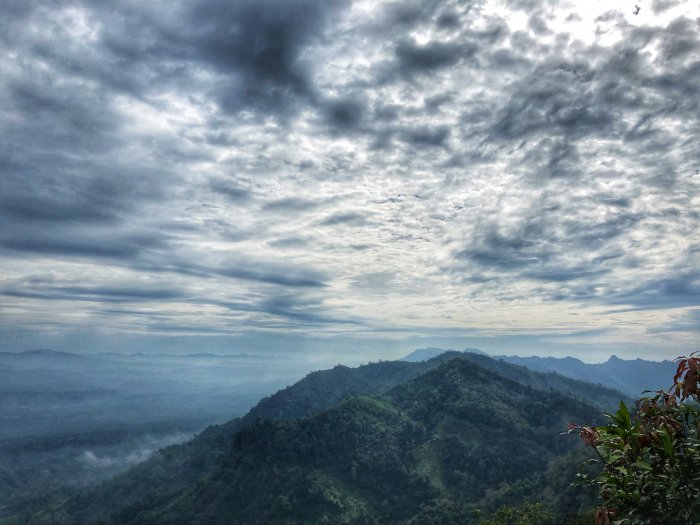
(0, 0), (698, 362)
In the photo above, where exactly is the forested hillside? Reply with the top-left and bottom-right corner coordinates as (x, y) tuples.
(9, 354), (613, 524)
(104, 359), (600, 524)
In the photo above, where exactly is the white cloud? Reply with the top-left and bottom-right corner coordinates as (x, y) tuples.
(0, 0), (698, 359)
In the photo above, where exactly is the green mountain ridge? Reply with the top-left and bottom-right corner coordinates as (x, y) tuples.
(103, 358), (601, 524)
(8, 354), (613, 524)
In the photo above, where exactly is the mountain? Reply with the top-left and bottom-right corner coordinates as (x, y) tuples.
(15, 353), (618, 524)
(401, 347), (486, 362)
(0, 348), (94, 369)
(399, 350), (627, 408)
(451, 352), (629, 408)
(104, 359), (601, 524)
(497, 354), (677, 397)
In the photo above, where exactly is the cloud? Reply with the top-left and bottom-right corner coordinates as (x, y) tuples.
(321, 96), (367, 132)
(652, 0), (682, 14)
(262, 197), (324, 213)
(612, 272), (700, 309)
(0, 285), (187, 303)
(1, 231), (166, 260)
(0, 0), (698, 357)
(267, 237), (309, 249)
(319, 211), (370, 227)
(183, 0), (351, 117)
(400, 125), (450, 147)
(78, 431), (194, 469)
(215, 262), (328, 288)
(208, 178), (253, 203)
(394, 39), (472, 73)
(648, 309), (700, 333)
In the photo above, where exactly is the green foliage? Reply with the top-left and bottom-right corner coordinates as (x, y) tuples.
(478, 502), (553, 525)
(571, 352), (700, 525)
(100, 359), (601, 524)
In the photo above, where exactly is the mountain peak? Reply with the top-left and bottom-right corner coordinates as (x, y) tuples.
(401, 347), (486, 362)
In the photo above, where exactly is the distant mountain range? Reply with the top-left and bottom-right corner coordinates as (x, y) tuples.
(402, 349), (677, 398)
(0, 349), (311, 442)
(12, 351), (626, 524)
(493, 354), (677, 398)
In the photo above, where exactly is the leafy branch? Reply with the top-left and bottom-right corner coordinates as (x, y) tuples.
(567, 352), (700, 525)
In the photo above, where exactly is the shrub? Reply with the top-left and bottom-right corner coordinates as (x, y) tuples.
(569, 352), (700, 525)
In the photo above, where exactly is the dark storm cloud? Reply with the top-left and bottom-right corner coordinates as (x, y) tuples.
(0, 0), (344, 291)
(0, 0), (360, 281)
(6, 80), (121, 150)
(0, 0), (354, 156)
(183, 0), (350, 116)
(395, 39), (472, 73)
(0, 5), (186, 274)
(401, 125), (450, 147)
(322, 96), (367, 131)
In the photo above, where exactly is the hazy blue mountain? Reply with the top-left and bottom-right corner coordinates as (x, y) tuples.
(0, 349), (317, 518)
(0, 349), (315, 440)
(401, 347), (486, 362)
(451, 352), (629, 407)
(496, 354), (677, 397)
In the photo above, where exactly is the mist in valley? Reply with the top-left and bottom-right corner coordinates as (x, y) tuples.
(0, 349), (323, 516)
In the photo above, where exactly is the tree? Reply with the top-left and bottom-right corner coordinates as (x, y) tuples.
(568, 352), (700, 525)
(478, 502), (553, 525)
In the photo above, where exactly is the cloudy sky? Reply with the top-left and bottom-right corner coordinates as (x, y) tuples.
(1, 0), (698, 362)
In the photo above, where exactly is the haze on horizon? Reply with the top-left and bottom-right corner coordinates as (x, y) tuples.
(1, 0), (698, 363)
